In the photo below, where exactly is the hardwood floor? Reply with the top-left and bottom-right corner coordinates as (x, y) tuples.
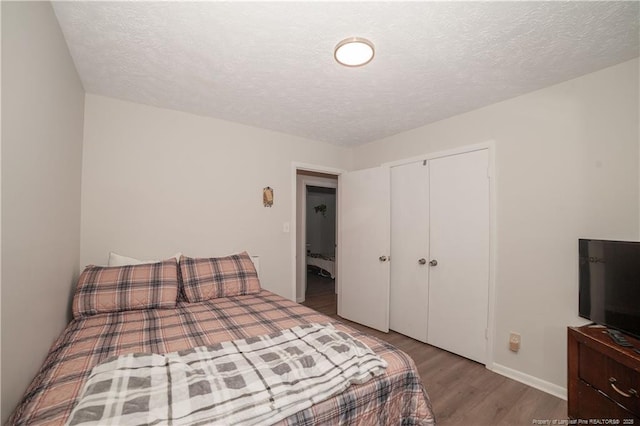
(302, 272), (567, 426)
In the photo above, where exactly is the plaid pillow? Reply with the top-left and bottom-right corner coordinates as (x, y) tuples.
(72, 258), (179, 318)
(180, 252), (261, 302)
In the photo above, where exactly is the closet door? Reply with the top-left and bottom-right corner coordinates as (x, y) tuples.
(338, 166), (391, 332)
(427, 149), (490, 364)
(390, 161), (430, 342)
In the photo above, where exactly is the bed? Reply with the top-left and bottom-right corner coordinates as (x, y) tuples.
(307, 253), (335, 279)
(9, 253), (434, 425)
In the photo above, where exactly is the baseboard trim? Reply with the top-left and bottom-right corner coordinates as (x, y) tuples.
(489, 363), (567, 400)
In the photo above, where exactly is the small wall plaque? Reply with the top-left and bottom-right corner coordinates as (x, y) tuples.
(263, 187), (274, 207)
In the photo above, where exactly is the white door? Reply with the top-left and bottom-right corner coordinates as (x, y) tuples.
(338, 167), (390, 332)
(427, 149), (490, 363)
(390, 161), (430, 342)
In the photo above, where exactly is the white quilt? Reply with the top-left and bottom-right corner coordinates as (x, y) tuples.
(66, 323), (387, 426)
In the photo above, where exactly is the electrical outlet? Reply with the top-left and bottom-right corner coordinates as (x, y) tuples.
(509, 332), (521, 352)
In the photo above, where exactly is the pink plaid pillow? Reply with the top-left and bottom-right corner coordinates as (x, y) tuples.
(72, 258), (179, 318)
(179, 252), (261, 302)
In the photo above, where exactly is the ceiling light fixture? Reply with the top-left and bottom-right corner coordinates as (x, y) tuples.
(334, 37), (375, 67)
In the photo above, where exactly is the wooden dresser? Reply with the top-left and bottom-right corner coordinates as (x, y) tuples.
(568, 325), (640, 422)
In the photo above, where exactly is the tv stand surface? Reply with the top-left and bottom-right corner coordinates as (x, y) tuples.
(568, 325), (640, 421)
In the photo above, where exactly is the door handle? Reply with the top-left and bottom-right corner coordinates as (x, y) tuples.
(379, 256), (388, 262)
(418, 258), (427, 265)
(609, 377), (639, 398)
(429, 259), (438, 266)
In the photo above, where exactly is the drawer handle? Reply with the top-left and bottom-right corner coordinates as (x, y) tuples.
(609, 377), (639, 398)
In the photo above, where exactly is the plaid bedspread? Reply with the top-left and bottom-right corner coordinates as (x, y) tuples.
(10, 290), (435, 425)
(67, 324), (387, 425)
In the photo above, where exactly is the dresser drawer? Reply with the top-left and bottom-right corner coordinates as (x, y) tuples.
(577, 380), (640, 422)
(579, 342), (640, 416)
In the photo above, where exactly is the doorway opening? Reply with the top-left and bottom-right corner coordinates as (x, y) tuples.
(295, 170), (338, 303)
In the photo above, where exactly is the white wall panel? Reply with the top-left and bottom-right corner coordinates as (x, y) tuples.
(80, 95), (352, 300)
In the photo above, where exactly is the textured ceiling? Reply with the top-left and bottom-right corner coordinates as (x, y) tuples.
(52, 1), (639, 147)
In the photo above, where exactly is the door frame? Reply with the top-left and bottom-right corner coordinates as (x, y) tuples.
(291, 163), (344, 303)
(384, 140), (497, 369)
(298, 177), (338, 302)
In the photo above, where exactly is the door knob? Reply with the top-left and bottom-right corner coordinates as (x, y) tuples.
(379, 256), (388, 262)
(429, 259), (438, 266)
(418, 258), (427, 265)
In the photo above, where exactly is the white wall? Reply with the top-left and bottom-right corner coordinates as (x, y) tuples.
(1, 2), (84, 421)
(353, 59), (639, 394)
(81, 95), (352, 299)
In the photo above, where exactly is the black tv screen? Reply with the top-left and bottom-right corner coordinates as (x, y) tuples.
(579, 239), (640, 339)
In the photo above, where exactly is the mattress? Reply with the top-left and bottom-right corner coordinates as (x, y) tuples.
(9, 290), (434, 425)
(307, 253), (335, 279)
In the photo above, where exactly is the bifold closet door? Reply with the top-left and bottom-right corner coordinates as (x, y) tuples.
(390, 161), (429, 342)
(427, 149), (490, 364)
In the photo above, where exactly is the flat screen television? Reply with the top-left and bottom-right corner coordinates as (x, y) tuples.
(579, 238), (640, 339)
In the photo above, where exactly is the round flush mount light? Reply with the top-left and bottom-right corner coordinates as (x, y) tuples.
(334, 37), (375, 67)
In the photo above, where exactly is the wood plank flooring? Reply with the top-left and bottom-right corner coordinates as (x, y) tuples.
(302, 273), (567, 425)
